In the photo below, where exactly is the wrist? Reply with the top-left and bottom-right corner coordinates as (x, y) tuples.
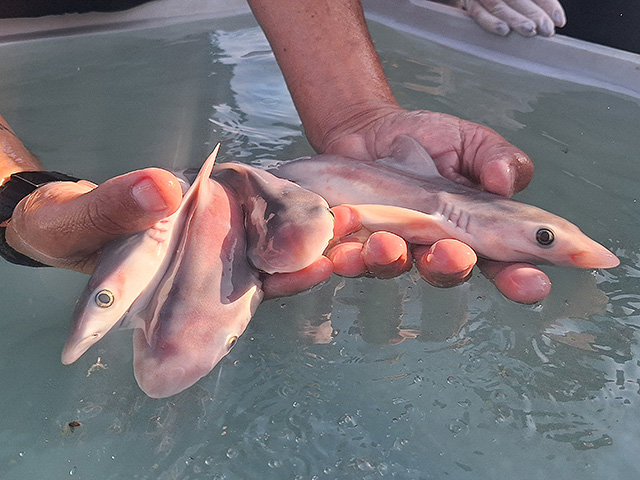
(1, 117), (43, 184)
(314, 102), (404, 155)
(0, 170), (81, 267)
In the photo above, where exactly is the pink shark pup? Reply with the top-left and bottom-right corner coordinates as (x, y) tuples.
(132, 159), (333, 398)
(61, 148), (222, 366)
(63, 146), (334, 398)
(272, 135), (619, 269)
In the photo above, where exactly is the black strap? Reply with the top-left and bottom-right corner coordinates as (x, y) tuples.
(0, 170), (81, 266)
(0, 227), (49, 267)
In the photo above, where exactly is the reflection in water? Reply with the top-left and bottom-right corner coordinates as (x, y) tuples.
(386, 52), (539, 131)
(259, 261), (636, 457)
(207, 28), (303, 163)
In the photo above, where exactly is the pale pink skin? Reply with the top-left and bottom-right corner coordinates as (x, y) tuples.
(132, 159), (335, 398)
(212, 162), (335, 274)
(61, 155), (212, 366)
(61, 215), (179, 365)
(63, 148), (336, 397)
(274, 136), (619, 303)
(133, 177), (263, 398)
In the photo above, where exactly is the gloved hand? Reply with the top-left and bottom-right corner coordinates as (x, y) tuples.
(460, 0), (566, 37)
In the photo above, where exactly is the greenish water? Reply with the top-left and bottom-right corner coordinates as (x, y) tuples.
(0, 14), (639, 480)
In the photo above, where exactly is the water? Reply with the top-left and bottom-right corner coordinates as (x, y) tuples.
(1, 14), (639, 480)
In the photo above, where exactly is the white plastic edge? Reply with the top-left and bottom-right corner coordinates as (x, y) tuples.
(0, 0), (638, 99)
(364, 0), (640, 99)
(0, 0), (250, 42)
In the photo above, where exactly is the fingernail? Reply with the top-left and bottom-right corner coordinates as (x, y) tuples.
(552, 10), (566, 27)
(537, 19), (555, 37)
(482, 162), (515, 197)
(131, 177), (168, 213)
(515, 21), (537, 37)
(494, 22), (510, 37)
(503, 166), (516, 197)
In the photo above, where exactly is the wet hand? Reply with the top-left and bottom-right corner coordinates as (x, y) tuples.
(321, 107), (534, 197)
(460, 0), (566, 37)
(4, 168), (183, 273)
(263, 203), (550, 304)
(314, 106), (550, 303)
(328, 205), (550, 304)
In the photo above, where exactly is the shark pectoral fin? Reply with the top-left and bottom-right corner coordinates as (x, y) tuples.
(375, 135), (442, 179)
(345, 204), (449, 246)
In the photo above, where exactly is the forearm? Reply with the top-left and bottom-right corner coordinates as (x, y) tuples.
(247, 0), (399, 152)
(0, 114), (42, 184)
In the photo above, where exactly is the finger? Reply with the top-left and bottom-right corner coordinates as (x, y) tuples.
(262, 255), (333, 299)
(533, 0), (566, 26)
(504, 0), (557, 36)
(478, 149), (534, 197)
(462, 123), (534, 197)
(467, 0), (536, 37)
(326, 241), (368, 277)
(361, 231), (412, 279)
(414, 239), (477, 287)
(478, 259), (551, 303)
(331, 205), (362, 239)
(6, 168), (183, 270)
(464, 1), (510, 36)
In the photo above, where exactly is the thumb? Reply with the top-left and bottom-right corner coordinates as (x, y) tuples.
(6, 168), (183, 271)
(465, 125), (534, 197)
(477, 147), (534, 197)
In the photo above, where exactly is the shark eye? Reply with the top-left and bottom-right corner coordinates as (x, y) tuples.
(536, 228), (555, 246)
(95, 289), (114, 308)
(226, 336), (239, 352)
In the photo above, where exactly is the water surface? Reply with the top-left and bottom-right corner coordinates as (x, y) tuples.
(0, 15), (639, 480)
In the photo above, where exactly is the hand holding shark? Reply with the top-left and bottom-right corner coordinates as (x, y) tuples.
(60, 148), (336, 397)
(4, 156), (496, 300)
(5, 135), (619, 397)
(303, 105), (614, 303)
(273, 135), (619, 303)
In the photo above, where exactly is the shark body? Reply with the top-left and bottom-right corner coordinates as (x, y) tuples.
(63, 149), (333, 398)
(272, 135), (619, 269)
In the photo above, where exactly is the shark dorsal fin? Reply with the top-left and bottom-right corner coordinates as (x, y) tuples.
(184, 143), (219, 202)
(375, 135), (442, 179)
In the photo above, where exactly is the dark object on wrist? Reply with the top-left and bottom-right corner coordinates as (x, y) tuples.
(0, 170), (81, 267)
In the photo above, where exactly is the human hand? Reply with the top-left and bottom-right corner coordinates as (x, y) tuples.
(4, 168), (184, 273)
(460, 0), (566, 37)
(262, 208), (481, 300)
(312, 106), (551, 303)
(0, 166), (403, 301)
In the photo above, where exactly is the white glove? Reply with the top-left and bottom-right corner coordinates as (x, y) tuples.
(460, 0), (566, 37)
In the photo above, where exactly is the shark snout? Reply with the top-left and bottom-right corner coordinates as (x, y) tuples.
(569, 247), (620, 269)
(61, 332), (101, 365)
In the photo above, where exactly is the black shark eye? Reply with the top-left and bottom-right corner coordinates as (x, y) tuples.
(95, 289), (114, 308)
(226, 336), (238, 352)
(536, 228), (555, 246)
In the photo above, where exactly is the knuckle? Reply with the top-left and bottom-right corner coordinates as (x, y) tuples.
(85, 195), (131, 237)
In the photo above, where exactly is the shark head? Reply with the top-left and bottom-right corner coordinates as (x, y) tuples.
(470, 203), (620, 268)
(62, 273), (132, 365)
(519, 218), (619, 268)
(133, 285), (260, 399)
(214, 162), (335, 275)
(246, 193), (335, 274)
